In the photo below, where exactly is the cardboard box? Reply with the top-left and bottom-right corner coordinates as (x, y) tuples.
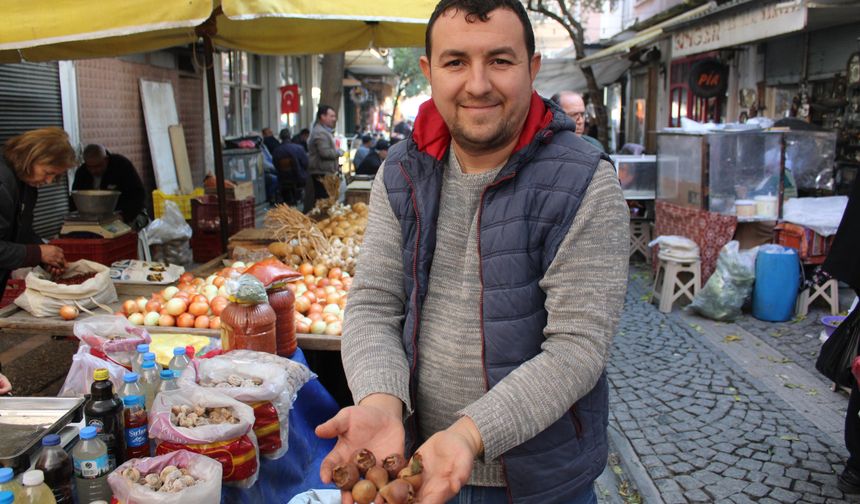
(205, 181), (254, 201)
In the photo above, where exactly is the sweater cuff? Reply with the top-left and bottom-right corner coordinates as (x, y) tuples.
(23, 244), (42, 267)
(461, 395), (519, 462)
(349, 367), (413, 417)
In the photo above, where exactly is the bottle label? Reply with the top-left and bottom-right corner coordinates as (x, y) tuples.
(74, 454), (109, 478)
(125, 425), (148, 448)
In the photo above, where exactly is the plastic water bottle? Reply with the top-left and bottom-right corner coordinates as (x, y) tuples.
(168, 347), (191, 373)
(142, 352), (162, 373)
(20, 470), (56, 504)
(0, 468), (22, 501)
(0, 490), (14, 504)
(157, 370), (179, 394)
(119, 373), (144, 406)
(138, 361), (161, 410)
(131, 344), (150, 374)
(122, 396), (150, 460)
(71, 427), (111, 504)
(34, 434), (73, 504)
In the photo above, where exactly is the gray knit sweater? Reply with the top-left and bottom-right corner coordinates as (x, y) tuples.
(342, 150), (629, 486)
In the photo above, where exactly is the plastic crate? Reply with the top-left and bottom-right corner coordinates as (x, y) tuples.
(190, 230), (223, 263)
(191, 195), (255, 235)
(774, 222), (834, 265)
(1, 279), (25, 308)
(51, 232), (138, 265)
(153, 188), (205, 219)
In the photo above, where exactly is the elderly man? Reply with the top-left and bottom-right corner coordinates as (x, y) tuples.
(71, 144), (147, 228)
(551, 90), (605, 152)
(316, 0), (628, 502)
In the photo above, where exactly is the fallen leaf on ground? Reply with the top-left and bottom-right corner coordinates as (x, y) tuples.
(724, 334), (742, 343)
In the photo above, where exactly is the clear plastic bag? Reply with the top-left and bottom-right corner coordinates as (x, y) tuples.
(688, 241), (758, 322)
(58, 344), (128, 397)
(178, 358), (291, 460)
(107, 450), (223, 504)
(213, 349), (315, 403)
(145, 201), (193, 244)
(73, 315), (151, 355)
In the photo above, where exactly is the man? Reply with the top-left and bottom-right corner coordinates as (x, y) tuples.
(316, 1), (628, 503)
(393, 119), (414, 140)
(353, 134), (374, 170)
(272, 127), (309, 205)
(551, 91), (605, 152)
(306, 105), (341, 210)
(292, 128), (310, 152)
(71, 145), (147, 228)
(355, 139), (389, 177)
(261, 127), (281, 155)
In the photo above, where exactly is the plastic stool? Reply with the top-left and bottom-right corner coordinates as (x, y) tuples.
(650, 256), (702, 313)
(796, 278), (839, 317)
(629, 220), (652, 262)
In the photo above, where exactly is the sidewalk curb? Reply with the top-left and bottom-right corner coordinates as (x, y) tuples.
(607, 424), (665, 504)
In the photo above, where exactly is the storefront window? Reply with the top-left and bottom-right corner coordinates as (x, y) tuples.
(669, 52), (724, 126)
(218, 51), (266, 136)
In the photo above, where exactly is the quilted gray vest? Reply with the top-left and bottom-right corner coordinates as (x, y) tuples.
(383, 99), (610, 503)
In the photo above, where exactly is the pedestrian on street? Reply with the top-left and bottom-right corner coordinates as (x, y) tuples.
(1, 127), (76, 291)
(315, 1), (628, 502)
(550, 91), (605, 152)
(305, 105), (341, 210)
(355, 139), (388, 177)
(353, 134), (374, 170)
(823, 177), (860, 494)
(273, 127), (309, 205)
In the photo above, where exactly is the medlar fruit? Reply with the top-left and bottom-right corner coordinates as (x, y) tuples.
(332, 462), (360, 490)
(379, 479), (415, 504)
(382, 453), (408, 480)
(397, 453), (423, 491)
(353, 448), (377, 476)
(351, 480), (377, 504)
(366, 465), (389, 489)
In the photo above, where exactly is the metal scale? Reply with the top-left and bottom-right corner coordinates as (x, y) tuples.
(60, 211), (132, 238)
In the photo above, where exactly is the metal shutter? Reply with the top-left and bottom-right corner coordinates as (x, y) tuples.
(0, 62), (68, 240)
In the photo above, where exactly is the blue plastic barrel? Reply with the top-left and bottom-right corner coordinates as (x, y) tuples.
(752, 246), (801, 322)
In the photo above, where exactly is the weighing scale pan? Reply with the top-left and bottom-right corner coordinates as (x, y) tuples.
(0, 396), (85, 471)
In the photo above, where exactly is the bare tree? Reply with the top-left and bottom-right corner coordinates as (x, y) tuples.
(389, 48), (429, 135)
(320, 52), (345, 116)
(526, 0), (609, 150)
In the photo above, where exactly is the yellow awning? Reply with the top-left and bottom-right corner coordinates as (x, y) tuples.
(0, 0), (435, 63)
(578, 2), (715, 66)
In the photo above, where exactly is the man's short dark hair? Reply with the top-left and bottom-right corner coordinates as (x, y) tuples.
(279, 128), (291, 141)
(375, 139), (390, 151)
(425, 0), (535, 60)
(316, 105), (335, 121)
(361, 134), (372, 144)
(299, 128), (310, 136)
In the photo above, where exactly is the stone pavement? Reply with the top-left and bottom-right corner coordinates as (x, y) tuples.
(603, 264), (857, 503)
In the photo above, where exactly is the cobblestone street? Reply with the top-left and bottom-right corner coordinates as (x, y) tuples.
(602, 264), (857, 503)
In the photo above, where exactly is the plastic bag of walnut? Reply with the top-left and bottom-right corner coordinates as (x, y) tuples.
(177, 357), (292, 460)
(107, 449), (222, 504)
(148, 388), (260, 488)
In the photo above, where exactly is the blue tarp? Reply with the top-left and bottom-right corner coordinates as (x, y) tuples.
(221, 348), (338, 503)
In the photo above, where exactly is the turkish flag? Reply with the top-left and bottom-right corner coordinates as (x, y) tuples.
(280, 84), (300, 114)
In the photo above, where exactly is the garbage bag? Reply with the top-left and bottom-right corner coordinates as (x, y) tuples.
(688, 241), (757, 321)
(816, 307), (860, 388)
(145, 201), (193, 244)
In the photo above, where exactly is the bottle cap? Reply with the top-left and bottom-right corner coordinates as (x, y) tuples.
(160, 370), (174, 379)
(122, 395), (141, 407)
(0, 491), (13, 504)
(136, 343), (150, 353)
(93, 368), (109, 381)
(41, 434), (61, 447)
(22, 470), (44, 487)
(80, 426), (97, 440)
(173, 347), (186, 356)
(0, 468), (13, 483)
(143, 352), (156, 361)
(123, 372), (139, 383)
(142, 361), (155, 370)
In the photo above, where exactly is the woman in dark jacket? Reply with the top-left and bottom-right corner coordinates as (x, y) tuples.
(823, 178), (860, 494)
(1, 127), (76, 294)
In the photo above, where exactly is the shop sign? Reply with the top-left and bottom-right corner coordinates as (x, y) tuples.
(689, 58), (729, 98)
(672, 0), (807, 58)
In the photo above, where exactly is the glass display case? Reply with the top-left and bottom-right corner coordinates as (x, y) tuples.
(610, 155), (657, 200)
(657, 129), (837, 219)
